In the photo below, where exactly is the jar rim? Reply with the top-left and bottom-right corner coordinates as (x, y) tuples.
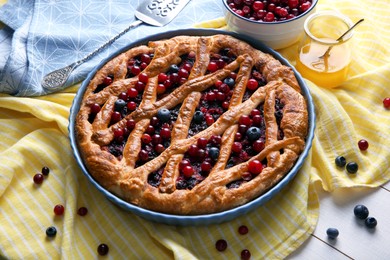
(304, 11), (354, 45)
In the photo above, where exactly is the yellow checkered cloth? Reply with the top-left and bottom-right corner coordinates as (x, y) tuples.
(1, 0), (389, 259)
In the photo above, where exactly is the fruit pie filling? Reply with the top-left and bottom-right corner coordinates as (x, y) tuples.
(88, 48), (285, 190)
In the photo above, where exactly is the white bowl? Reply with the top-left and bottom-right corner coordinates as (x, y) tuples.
(222, 0), (318, 49)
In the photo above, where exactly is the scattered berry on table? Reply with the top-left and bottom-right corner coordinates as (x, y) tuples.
(41, 166), (50, 176)
(358, 139), (369, 151)
(326, 228), (339, 239)
(354, 204), (369, 220)
(346, 162), (358, 174)
(53, 204), (65, 216)
(335, 156), (346, 168)
(215, 239), (228, 252)
(46, 226), (57, 237)
(33, 173), (44, 184)
(238, 225), (249, 235)
(365, 217), (377, 228)
(383, 97), (390, 109)
(241, 249), (251, 260)
(97, 243), (109, 256)
(77, 207), (88, 216)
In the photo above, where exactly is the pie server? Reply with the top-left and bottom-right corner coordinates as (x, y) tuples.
(41, 0), (192, 91)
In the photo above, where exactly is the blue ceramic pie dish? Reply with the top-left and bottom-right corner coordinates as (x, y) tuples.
(68, 29), (316, 226)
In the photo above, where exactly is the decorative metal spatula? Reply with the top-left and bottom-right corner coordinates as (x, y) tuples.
(41, 0), (191, 91)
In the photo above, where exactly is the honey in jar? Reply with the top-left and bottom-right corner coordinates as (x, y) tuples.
(296, 11), (354, 88)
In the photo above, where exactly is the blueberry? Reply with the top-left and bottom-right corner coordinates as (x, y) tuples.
(354, 204), (369, 219)
(346, 161), (358, 174)
(365, 217), (377, 228)
(335, 156), (346, 167)
(223, 77), (235, 88)
(208, 147), (220, 160)
(46, 226), (57, 237)
(193, 111), (204, 124)
(114, 99), (126, 111)
(246, 127), (261, 141)
(157, 108), (171, 123)
(169, 64), (179, 73)
(326, 228), (339, 239)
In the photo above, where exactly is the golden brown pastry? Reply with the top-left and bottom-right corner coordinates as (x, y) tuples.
(75, 34), (308, 215)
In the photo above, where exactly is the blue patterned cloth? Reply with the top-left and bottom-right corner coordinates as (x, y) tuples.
(0, 0), (223, 96)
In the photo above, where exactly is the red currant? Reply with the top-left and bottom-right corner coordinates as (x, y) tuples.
(253, 1), (264, 11)
(131, 65), (141, 75)
(127, 88), (138, 98)
(77, 207), (88, 216)
(197, 137), (209, 149)
(154, 144), (165, 154)
(207, 61), (218, 72)
(103, 76), (113, 86)
(111, 111), (121, 123)
(383, 97), (390, 109)
(126, 119), (136, 130)
(232, 142), (243, 153)
(238, 225), (249, 235)
(127, 101), (137, 111)
(247, 79), (259, 91)
(248, 160), (263, 174)
(201, 161), (212, 172)
(358, 139), (369, 151)
(140, 53), (151, 64)
(157, 84), (166, 94)
(90, 103), (101, 114)
(160, 127), (171, 139)
(138, 72), (149, 84)
(241, 249), (251, 260)
(54, 204), (65, 216)
(179, 159), (191, 170)
(215, 239), (228, 252)
(135, 81), (145, 92)
(141, 133), (152, 144)
(239, 115), (252, 126)
(182, 165), (194, 178)
(33, 173), (44, 184)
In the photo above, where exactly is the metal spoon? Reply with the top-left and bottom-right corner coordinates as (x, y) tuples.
(41, 0), (192, 91)
(319, 18), (364, 58)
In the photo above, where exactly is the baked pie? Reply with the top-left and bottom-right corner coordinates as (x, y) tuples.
(75, 34), (308, 215)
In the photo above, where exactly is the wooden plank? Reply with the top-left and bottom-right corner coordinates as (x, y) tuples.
(290, 186), (390, 259)
(288, 234), (351, 259)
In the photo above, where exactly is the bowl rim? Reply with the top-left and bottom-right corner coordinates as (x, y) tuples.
(222, 0), (318, 25)
(68, 28), (316, 226)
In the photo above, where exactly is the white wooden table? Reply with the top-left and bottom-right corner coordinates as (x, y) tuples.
(288, 181), (390, 259)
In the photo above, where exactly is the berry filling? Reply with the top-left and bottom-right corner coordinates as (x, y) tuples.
(126, 53), (154, 78)
(206, 48), (236, 74)
(156, 52), (195, 99)
(176, 135), (222, 190)
(188, 76), (236, 137)
(135, 106), (179, 167)
(242, 68), (267, 102)
(94, 75), (114, 93)
(101, 118), (136, 159)
(148, 166), (165, 187)
(226, 98), (284, 189)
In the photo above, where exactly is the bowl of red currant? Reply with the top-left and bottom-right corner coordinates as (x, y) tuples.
(223, 0), (318, 49)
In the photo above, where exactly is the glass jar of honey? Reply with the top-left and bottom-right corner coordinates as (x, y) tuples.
(295, 11), (354, 88)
